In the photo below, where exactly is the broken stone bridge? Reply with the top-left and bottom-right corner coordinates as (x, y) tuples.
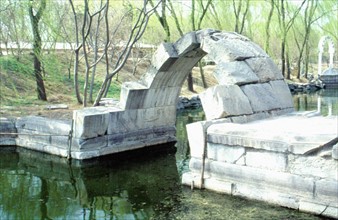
(1, 29), (337, 218)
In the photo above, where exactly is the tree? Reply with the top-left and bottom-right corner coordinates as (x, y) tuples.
(29, 0), (47, 101)
(264, 0), (274, 54)
(150, 0), (170, 42)
(274, 0), (306, 79)
(232, 0), (250, 34)
(93, 0), (160, 106)
(294, 0), (318, 79)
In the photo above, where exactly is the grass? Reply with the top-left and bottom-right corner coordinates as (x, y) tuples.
(0, 53), (124, 108)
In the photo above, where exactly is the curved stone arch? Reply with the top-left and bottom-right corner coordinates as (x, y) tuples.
(73, 29), (294, 159)
(318, 36), (335, 75)
(119, 29), (293, 120)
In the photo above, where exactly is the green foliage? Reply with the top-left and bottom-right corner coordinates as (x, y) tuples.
(0, 56), (33, 76)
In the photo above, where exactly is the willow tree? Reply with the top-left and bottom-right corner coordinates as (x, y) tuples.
(28, 0), (47, 101)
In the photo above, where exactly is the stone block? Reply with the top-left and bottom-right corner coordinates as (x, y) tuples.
(209, 160), (314, 198)
(71, 150), (100, 160)
(241, 83), (282, 112)
(73, 135), (108, 150)
(288, 155), (338, 180)
(245, 150), (287, 171)
(203, 178), (233, 194)
(332, 144), (338, 160)
(16, 116), (71, 135)
(139, 106), (177, 128)
(269, 80), (294, 109)
(174, 31), (199, 57)
(139, 65), (159, 88)
(140, 87), (180, 109)
(230, 112), (270, 124)
(299, 200), (330, 216)
(186, 119), (230, 159)
(119, 81), (148, 109)
(200, 85), (253, 120)
(245, 57), (284, 82)
(0, 118), (17, 137)
(73, 107), (110, 139)
(196, 29), (221, 43)
(50, 135), (72, 149)
(108, 106), (177, 134)
(322, 206), (338, 219)
(315, 179), (338, 201)
(212, 61), (259, 85)
(188, 157), (210, 173)
(152, 42), (178, 71)
(207, 143), (245, 163)
(108, 109), (138, 134)
(269, 108), (295, 117)
(186, 121), (211, 159)
(207, 123), (290, 153)
(0, 138), (16, 145)
(232, 183), (299, 209)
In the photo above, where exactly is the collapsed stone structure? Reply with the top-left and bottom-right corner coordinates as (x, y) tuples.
(1, 29), (337, 218)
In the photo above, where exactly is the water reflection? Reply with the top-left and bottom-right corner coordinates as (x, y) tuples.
(293, 89), (338, 116)
(1, 92), (334, 219)
(0, 146), (180, 219)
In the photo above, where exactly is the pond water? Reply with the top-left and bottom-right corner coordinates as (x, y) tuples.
(1, 89), (337, 220)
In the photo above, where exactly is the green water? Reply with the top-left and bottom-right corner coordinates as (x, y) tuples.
(1, 89), (337, 220)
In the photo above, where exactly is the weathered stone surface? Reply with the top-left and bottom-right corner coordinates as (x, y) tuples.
(207, 143), (245, 163)
(186, 121), (213, 159)
(119, 81), (148, 109)
(207, 115), (338, 154)
(122, 86), (181, 109)
(316, 179), (338, 201)
(232, 183), (300, 209)
(246, 150), (287, 171)
(230, 112), (270, 124)
(212, 61), (259, 85)
(0, 118), (17, 145)
(245, 57), (284, 82)
(208, 123), (290, 153)
(108, 106), (177, 134)
(200, 85), (253, 120)
(269, 80), (294, 109)
(299, 200), (334, 217)
(288, 155), (338, 180)
(322, 206), (338, 219)
(16, 138), (69, 158)
(73, 107), (111, 139)
(151, 42), (178, 71)
(332, 144), (338, 160)
(195, 29), (221, 43)
(268, 108), (295, 117)
(201, 37), (256, 63)
(241, 83), (282, 112)
(174, 31), (199, 57)
(188, 158), (315, 198)
(16, 116), (71, 135)
(0, 118), (17, 136)
(73, 136), (108, 150)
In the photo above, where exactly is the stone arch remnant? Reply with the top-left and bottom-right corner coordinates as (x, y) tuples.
(71, 29), (294, 159)
(318, 35), (338, 88)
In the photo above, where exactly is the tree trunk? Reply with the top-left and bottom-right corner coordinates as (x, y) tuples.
(29, 0), (47, 101)
(187, 73), (194, 92)
(265, 0), (274, 53)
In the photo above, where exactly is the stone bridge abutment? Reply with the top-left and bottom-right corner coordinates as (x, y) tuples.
(70, 29), (294, 159)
